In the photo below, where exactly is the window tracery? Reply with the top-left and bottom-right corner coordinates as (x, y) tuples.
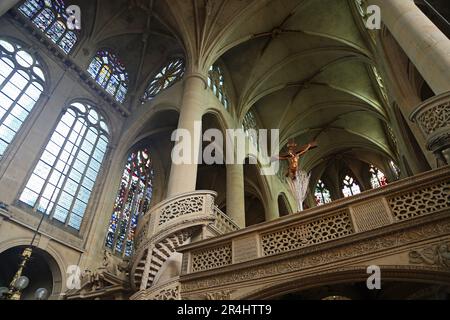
(369, 165), (388, 189)
(105, 148), (154, 257)
(342, 174), (362, 197)
(0, 39), (45, 159)
(19, 102), (109, 230)
(315, 180), (332, 206)
(19, 0), (78, 54)
(208, 65), (230, 110)
(87, 50), (129, 103)
(142, 58), (184, 101)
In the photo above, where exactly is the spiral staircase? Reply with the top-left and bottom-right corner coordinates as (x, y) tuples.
(129, 190), (240, 298)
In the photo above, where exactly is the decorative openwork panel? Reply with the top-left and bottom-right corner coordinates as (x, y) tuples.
(261, 211), (354, 256)
(153, 286), (180, 300)
(191, 244), (232, 272)
(351, 199), (391, 232)
(417, 103), (450, 135)
(158, 196), (204, 226)
(388, 181), (450, 221)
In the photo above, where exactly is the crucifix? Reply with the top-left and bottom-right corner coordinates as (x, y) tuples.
(273, 140), (318, 212)
(275, 140), (318, 181)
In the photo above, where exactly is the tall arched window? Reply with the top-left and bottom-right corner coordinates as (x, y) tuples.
(87, 50), (128, 103)
(242, 110), (258, 145)
(315, 180), (332, 206)
(19, 0), (79, 54)
(389, 160), (401, 180)
(369, 165), (388, 189)
(19, 102), (109, 231)
(208, 64), (230, 110)
(105, 148), (154, 257)
(142, 58), (185, 101)
(342, 174), (361, 197)
(0, 39), (45, 159)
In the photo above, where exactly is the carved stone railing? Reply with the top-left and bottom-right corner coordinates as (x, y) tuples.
(130, 278), (181, 300)
(178, 167), (450, 290)
(211, 206), (240, 235)
(410, 91), (450, 166)
(134, 191), (216, 253)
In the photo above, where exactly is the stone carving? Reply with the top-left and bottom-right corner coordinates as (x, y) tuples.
(261, 211), (354, 256)
(205, 290), (233, 300)
(417, 102), (450, 135)
(80, 250), (129, 292)
(409, 243), (450, 268)
(154, 286), (180, 300)
(213, 207), (240, 234)
(191, 244), (233, 272)
(159, 196), (204, 225)
(351, 199), (391, 232)
(388, 181), (450, 221)
(181, 219), (450, 292)
(81, 270), (107, 291)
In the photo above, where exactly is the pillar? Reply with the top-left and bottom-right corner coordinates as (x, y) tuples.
(265, 196), (279, 222)
(226, 164), (245, 228)
(369, 0), (450, 94)
(0, 0), (20, 17)
(167, 74), (207, 197)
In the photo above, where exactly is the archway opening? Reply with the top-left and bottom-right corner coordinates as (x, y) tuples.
(0, 246), (61, 300)
(278, 194), (290, 217)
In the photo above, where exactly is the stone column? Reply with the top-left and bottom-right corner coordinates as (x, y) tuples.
(167, 73), (207, 197)
(265, 196), (279, 222)
(0, 0), (20, 17)
(226, 164), (246, 228)
(369, 0), (450, 94)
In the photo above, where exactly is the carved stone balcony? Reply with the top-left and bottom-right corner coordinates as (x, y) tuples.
(411, 91), (450, 166)
(178, 167), (450, 300)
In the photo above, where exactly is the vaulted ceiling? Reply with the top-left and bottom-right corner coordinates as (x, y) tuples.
(69, 0), (397, 173)
(165, 0), (396, 171)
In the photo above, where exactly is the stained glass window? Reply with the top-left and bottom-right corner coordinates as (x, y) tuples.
(87, 50), (129, 103)
(19, 0), (79, 54)
(242, 110), (258, 145)
(142, 58), (184, 101)
(355, 0), (366, 17)
(389, 160), (401, 180)
(342, 174), (362, 197)
(208, 64), (230, 110)
(372, 67), (388, 101)
(369, 165), (388, 189)
(19, 102), (109, 231)
(0, 39), (45, 160)
(315, 180), (332, 206)
(105, 149), (154, 257)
